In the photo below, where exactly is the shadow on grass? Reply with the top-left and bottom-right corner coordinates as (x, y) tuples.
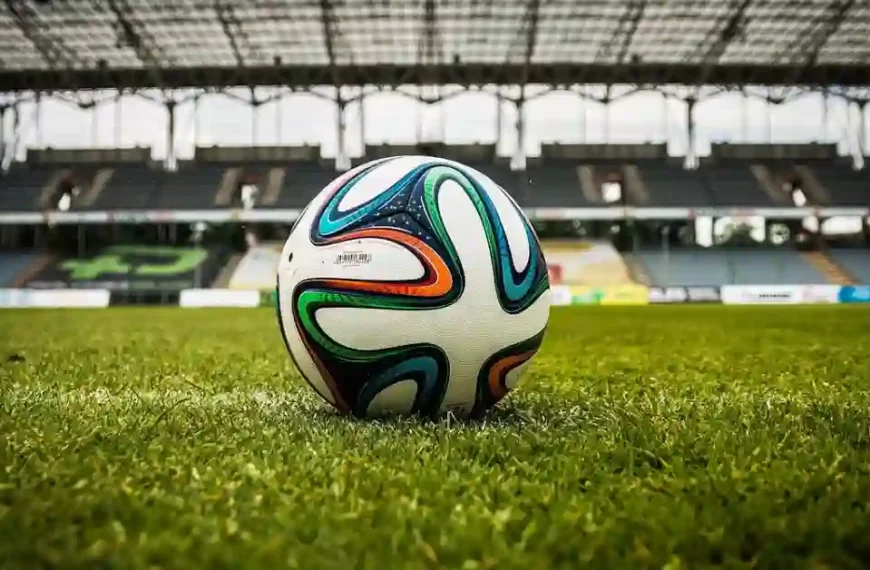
(306, 400), (537, 430)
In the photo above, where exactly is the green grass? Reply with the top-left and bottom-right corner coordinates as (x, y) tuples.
(1, 306), (870, 570)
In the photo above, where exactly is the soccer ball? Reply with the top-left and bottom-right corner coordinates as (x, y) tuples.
(276, 156), (550, 418)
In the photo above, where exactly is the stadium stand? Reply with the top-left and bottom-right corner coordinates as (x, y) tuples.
(636, 161), (711, 207)
(86, 164), (162, 210)
(523, 161), (596, 208)
(26, 245), (229, 292)
(227, 244), (283, 291)
(636, 249), (830, 286)
(807, 162), (870, 207)
(542, 240), (635, 285)
(828, 249), (870, 283)
(699, 161), (788, 207)
(0, 166), (54, 211)
(0, 253), (36, 287)
(274, 163), (337, 209)
(152, 164), (224, 210)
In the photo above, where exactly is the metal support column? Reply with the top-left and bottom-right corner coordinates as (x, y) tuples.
(335, 95), (348, 171)
(91, 101), (99, 147)
(685, 96), (697, 169)
(860, 100), (868, 161)
(165, 99), (177, 170)
(359, 92), (366, 157)
(193, 93), (201, 147)
(276, 92), (283, 145)
(661, 92), (669, 144)
(0, 104), (6, 167)
(251, 88), (259, 146)
(495, 91), (502, 152)
(35, 91), (42, 148)
(114, 91), (123, 149)
(514, 92), (526, 171)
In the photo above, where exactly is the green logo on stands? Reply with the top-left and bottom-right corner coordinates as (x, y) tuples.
(62, 246), (208, 280)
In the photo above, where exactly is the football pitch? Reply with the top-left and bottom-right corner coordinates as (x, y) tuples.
(1, 306), (869, 569)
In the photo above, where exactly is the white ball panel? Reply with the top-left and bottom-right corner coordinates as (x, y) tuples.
(316, 307), (423, 352)
(366, 380), (417, 417)
(446, 160), (531, 273)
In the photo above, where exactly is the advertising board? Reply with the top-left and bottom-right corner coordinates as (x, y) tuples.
(548, 286), (572, 307)
(0, 288), (110, 308)
(179, 289), (261, 308)
(721, 285), (841, 305)
(838, 285), (870, 304)
(27, 246), (225, 292)
(687, 287), (722, 303)
(569, 285), (649, 305)
(648, 287), (688, 304)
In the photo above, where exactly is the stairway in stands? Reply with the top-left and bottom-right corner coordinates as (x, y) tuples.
(621, 253), (652, 286)
(801, 251), (856, 285)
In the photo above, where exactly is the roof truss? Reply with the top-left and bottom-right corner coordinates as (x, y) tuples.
(0, 0), (867, 92)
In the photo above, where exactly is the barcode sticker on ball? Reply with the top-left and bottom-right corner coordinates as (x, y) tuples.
(334, 252), (372, 266)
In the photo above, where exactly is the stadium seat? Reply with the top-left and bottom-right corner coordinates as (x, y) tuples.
(81, 164), (162, 210)
(636, 248), (830, 286)
(154, 166), (225, 209)
(828, 249), (870, 283)
(0, 166), (55, 211)
(699, 163), (784, 207)
(0, 253), (37, 286)
(637, 161), (712, 207)
(272, 163), (337, 209)
(807, 164), (870, 206)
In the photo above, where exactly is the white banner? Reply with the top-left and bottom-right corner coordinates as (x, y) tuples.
(796, 285), (841, 304)
(0, 288), (110, 308)
(721, 285), (842, 305)
(179, 289), (260, 308)
(648, 287), (689, 303)
(548, 285), (572, 307)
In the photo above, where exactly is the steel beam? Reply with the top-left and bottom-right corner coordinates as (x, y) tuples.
(595, 0), (647, 64)
(106, 0), (167, 86)
(694, 0), (753, 84)
(777, 0), (854, 69)
(4, 0), (77, 69)
(1, 63), (870, 92)
(417, 0), (442, 65)
(319, 0), (341, 84)
(214, 0), (248, 68)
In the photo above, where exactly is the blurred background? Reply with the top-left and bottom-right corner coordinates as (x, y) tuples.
(0, 0), (868, 308)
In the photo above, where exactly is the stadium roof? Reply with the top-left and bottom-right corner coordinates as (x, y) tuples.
(1, 0), (869, 92)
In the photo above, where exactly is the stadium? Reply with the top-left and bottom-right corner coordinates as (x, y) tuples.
(1, 0), (869, 567)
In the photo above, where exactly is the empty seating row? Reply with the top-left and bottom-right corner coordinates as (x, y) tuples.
(829, 249), (870, 283)
(1, 160), (867, 211)
(0, 253), (36, 286)
(636, 249), (829, 286)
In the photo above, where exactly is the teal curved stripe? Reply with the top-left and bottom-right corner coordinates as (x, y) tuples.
(420, 165), (541, 303)
(318, 162), (428, 237)
(355, 355), (439, 414)
(476, 185), (540, 301)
